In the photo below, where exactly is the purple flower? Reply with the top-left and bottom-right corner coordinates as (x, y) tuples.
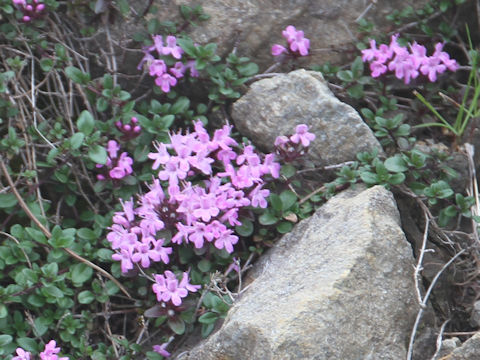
(149, 59), (167, 77)
(420, 55), (446, 82)
(152, 271), (199, 306)
(149, 142), (171, 170)
(112, 247), (135, 273)
(271, 44), (287, 56)
(290, 124), (316, 147)
(39, 340), (69, 360)
(388, 46), (419, 84)
(370, 61), (388, 78)
(107, 139), (120, 158)
(249, 184), (270, 208)
(13, 0), (46, 22)
(151, 35), (164, 56)
(214, 228), (238, 253)
(161, 36), (183, 59)
(13, 348), (31, 360)
(97, 140), (134, 181)
(282, 25), (298, 42)
(170, 61), (186, 78)
(433, 42), (459, 71)
(186, 60), (199, 77)
(362, 35), (458, 83)
(137, 48), (155, 70)
(109, 152), (133, 179)
(155, 73), (177, 93)
(273, 25), (310, 57)
(153, 343), (171, 357)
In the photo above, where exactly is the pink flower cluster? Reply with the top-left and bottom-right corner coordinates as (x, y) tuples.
(107, 122), (315, 307)
(138, 35), (199, 93)
(361, 34), (459, 84)
(106, 121), (285, 305)
(107, 121), (280, 270)
(152, 270), (200, 306)
(274, 124), (316, 162)
(13, 340), (68, 360)
(272, 25), (310, 57)
(96, 140), (133, 181)
(115, 116), (141, 141)
(12, 0), (45, 22)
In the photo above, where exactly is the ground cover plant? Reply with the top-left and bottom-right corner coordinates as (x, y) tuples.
(1, 0), (480, 358)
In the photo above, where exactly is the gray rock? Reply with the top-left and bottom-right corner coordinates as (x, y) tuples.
(435, 337), (461, 359)
(144, 0), (429, 70)
(178, 186), (418, 360)
(440, 332), (480, 360)
(471, 301), (480, 327)
(231, 69), (382, 166)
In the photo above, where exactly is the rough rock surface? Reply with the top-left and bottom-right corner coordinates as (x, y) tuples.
(178, 186), (418, 360)
(439, 332), (480, 360)
(144, 0), (429, 70)
(231, 69), (381, 166)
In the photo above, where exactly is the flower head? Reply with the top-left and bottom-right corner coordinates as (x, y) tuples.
(362, 35), (458, 83)
(272, 25), (310, 58)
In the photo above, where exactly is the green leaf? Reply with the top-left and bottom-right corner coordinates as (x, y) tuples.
(177, 38), (197, 58)
(96, 248), (114, 261)
(170, 97), (190, 114)
(34, 317), (50, 336)
(276, 221), (293, 234)
(65, 66), (89, 84)
(280, 190), (297, 211)
(0, 334), (12, 346)
(384, 155), (408, 172)
(201, 322), (215, 338)
(237, 62), (258, 77)
(360, 171), (379, 185)
(40, 58), (54, 72)
(16, 338), (39, 353)
(69, 132), (85, 149)
(43, 284), (65, 299)
(280, 164), (297, 178)
(25, 227), (47, 244)
(337, 70), (353, 82)
(88, 145), (108, 164)
(71, 263), (94, 285)
(77, 110), (95, 136)
(48, 227), (75, 248)
(77, 228), (97, 241)
(78, 290), (95, 304)
(0, 304), (7, 318)
(197, 259), (212, 273)
(347, 84), (364, 99)
(388, 173), (405, 185)
(96, 97), (109, 112)
(235, 219), (254, 237)
(0, 193), (17, 208)
(168, 317), (185, 335)
(40, 264), (58, 281)
(198, 311), (219, 324)
(117, 0), (130, 15)
(350, 56), (364, 78)
(259, 212), (278, 226)
(268, 194), (283, 212)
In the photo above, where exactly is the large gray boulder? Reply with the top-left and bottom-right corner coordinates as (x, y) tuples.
(178, 186), (419, 360)
(232, 69), (382, 166)
(144, 0), (429, 70)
